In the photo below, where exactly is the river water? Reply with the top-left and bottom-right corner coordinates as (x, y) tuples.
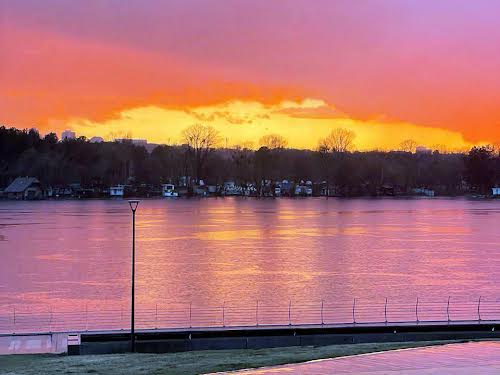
(0, 198), (499, 315)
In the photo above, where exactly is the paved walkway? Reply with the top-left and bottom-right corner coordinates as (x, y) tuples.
(228, 341), (500, 374)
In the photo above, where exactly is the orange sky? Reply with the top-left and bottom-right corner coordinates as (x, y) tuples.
(1, 1), (499, 150)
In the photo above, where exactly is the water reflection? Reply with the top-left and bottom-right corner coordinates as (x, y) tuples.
(0, 198), (498, 311)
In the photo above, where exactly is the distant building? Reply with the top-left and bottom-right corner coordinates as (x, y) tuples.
(3, 177), (43, 200)
(115, 138), (148, 146)
(416, 146), (432, 155)
(492, 187), (500, 196)
(61, 130), (76, 141)
(90, 136), (104, 143)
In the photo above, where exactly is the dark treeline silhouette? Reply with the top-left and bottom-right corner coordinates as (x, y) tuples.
(1, 126), (499, 196)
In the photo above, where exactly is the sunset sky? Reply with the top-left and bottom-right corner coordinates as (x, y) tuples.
(1, 0), (499, 150)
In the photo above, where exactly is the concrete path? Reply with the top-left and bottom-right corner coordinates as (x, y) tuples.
(227, 341), (500, 374)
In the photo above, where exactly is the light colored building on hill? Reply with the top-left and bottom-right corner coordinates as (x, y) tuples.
(115, 138), (147, 146)
(61, 130), (76, 140)
(416, 146), (432, 155)
(90, 136), (104, 143)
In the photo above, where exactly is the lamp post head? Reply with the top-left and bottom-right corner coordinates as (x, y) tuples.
(128, 199), (140, 212)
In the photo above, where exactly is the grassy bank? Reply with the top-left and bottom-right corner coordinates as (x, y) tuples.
(0, 340), (467, 375)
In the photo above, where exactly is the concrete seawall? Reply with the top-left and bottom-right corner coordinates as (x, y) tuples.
(0, 333), (68, 355)
(2, 322), (497, 355)
(78, 323), (499, 355)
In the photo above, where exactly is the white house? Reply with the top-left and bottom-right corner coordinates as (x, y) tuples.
(162, 184), (178, 197)
(109, 185), (124, 197)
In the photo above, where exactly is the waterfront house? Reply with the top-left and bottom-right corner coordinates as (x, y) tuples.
(193, 185), (208, 196)
(320, 181), (336, 197)
(280, 180), (293, 196)
(305, 181), (313, 196)
(294, 180), (313, 197)
(109, 185), (125, 197)
(274, 183), (282, 197)
(4, 177), (43, 200)
(223, 181), (241, 196)
(206, 185), (218, 196)
(413, 187), (435, 197)
(162, 184), (179, 197)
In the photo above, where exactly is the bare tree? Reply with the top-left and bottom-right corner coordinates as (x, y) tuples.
(181, 124), (220, 182)
(107, 130), (133, 142)
(259, 134), (288, 149)
(320, 128), (356, 153)
(399, 139), (417, 153)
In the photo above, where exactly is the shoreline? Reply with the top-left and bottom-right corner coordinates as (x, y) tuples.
(0, 340), (480, 375)
(1, 195), (498, 202)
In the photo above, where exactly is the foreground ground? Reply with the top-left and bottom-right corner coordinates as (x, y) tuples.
(236, 341), (500, 374)
(0, 340), (467, 375)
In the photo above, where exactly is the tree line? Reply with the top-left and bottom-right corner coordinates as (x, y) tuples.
(0, 125), (499, 196)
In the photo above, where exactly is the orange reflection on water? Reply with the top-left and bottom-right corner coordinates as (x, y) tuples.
(0, 198), (499, 313)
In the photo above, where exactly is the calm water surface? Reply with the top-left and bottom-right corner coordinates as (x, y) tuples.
(0, 198), (499, 311)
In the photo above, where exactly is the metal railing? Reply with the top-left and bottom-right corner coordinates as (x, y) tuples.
(1, 296), (499, 335)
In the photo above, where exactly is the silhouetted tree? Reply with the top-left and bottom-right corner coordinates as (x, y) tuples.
(181, 124), (220, 182)
(464, 146), (495, 193)
(320, 128), (356, 153)
(1, 126), (497, 198)
(259, 134), (288, 149)
(399, 139), (417, 153)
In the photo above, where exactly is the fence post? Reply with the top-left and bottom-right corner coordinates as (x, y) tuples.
(85, 304), (88, 331)
(352, 298), (356, 324)
(384, 298), (388, 324)
(446, 296), (450, 323)
(415, 297), (419, 323)
(222, 301), (225, 327)
(288, 300), (291, 326)
(256, 300), (259, 326)
(189, 302), (192, 328)
(477, 296), (482, 322)
(321, 300), (324, 325)
(49, 306), (53, 333)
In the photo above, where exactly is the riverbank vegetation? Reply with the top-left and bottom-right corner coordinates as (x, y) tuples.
(0, 340), (465, 375)
(1, 125), (498, 197)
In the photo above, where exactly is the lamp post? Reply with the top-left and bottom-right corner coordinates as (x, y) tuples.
(128, 199), (140, 352)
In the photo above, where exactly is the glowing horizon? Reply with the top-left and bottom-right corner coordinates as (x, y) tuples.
(1, 1), (499, 150)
